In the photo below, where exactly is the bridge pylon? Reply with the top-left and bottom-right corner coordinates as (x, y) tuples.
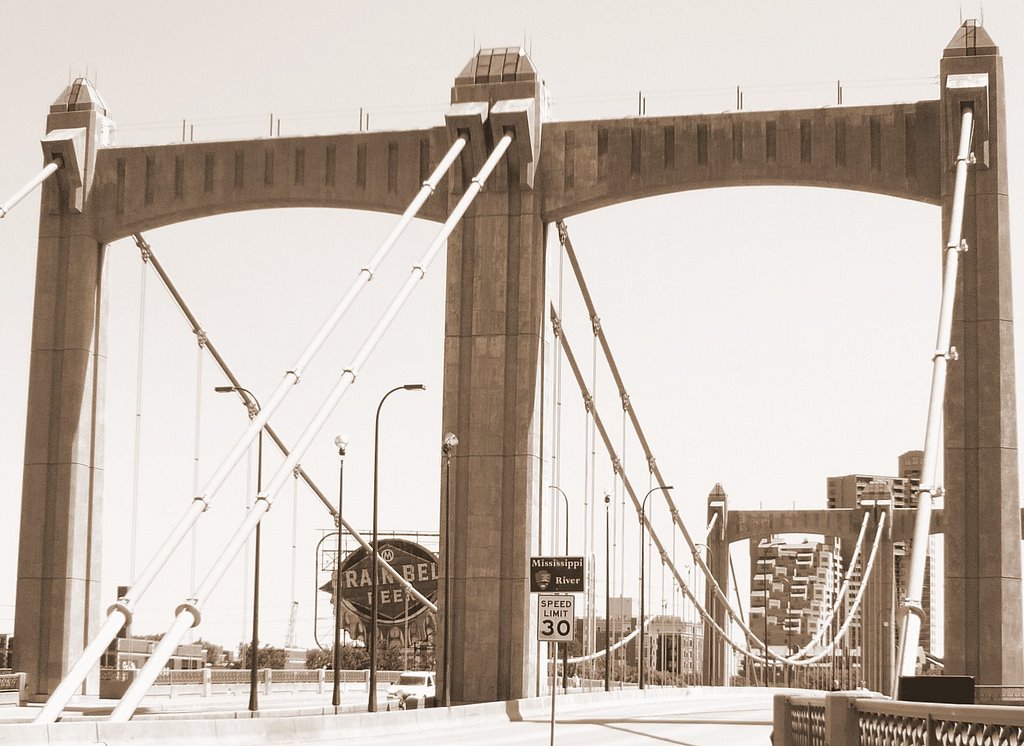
(702, 484), (730, 686)
(939, 20), (1023, 687)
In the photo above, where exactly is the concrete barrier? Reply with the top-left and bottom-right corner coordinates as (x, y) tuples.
(0, 686), (697, 744)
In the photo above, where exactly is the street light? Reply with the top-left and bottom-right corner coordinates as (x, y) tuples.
(214, 385), (263, 712)
(604, 493), (611, 692)
(548, 485), (571, 692)
(368, 384), (426, 713)
(441, 432), (458, 708)
(548, 486), (570, 555)
(639, 485), (673, 690)
(332, 434), (348, 707)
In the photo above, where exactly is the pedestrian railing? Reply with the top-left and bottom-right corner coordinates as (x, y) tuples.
(775, 691), (1024, 746)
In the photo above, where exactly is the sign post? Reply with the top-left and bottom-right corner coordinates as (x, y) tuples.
(537, 593), (575, 745)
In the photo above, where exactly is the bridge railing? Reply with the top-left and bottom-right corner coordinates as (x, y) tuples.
(0, 671), (26, 704)
(96, 667), (394, 699)
(774, 691), (1024, 745)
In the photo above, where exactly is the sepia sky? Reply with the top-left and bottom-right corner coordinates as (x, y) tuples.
(1, 1), (1022, 652)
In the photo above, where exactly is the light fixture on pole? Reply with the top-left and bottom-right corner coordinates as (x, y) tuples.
(368, 384), (426, 713)
(548, 485), (570, 692)
(214, 384), (263, 713)
(604, 493), (611, 692)
(639, 485), (673, 690)
(441, 432), (458, 708)
(332, 434), (348, 708)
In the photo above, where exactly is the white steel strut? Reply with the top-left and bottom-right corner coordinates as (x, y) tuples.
(134, 234), (436, 610)
(0, 161), (60, 218)
(35, 136), (467, 724)
(108, 134), (513, 722)
(892, 106), (975, 695)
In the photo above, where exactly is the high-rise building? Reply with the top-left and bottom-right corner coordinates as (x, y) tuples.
(749, 537), (840, 653)
(825, 451), (934, 658)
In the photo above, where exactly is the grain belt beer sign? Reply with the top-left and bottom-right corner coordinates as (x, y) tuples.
(328, 538), (438, 624)
(537, 594), (575, 642)
(530, 556), (584, 593)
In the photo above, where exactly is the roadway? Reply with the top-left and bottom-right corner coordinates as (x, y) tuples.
(342, 688), (776, 746)
(0, 686), (779, 744)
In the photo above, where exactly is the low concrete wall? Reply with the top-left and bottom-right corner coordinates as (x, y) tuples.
(0, 686), (691, 745)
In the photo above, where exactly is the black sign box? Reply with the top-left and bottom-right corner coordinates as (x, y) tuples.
(530, 556), (585, 592)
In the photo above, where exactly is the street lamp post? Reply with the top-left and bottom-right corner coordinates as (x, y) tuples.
(441, 432), (458, 708)
(332, 435), (348, 707)
(639, 485), (673, 690)
(214, 385), (263, 712)
(548, 486), (570, 692)
(604, 493), (611, 692)
(369, 384), (426, 713)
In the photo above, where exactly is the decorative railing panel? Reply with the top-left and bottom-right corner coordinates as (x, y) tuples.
(789, 697), (826, 746)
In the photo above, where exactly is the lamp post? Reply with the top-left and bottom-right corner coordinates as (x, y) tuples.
(548, 486), (570, 554)
(604, 493), (611, 692)
(548, 486), (570, 692)
(369, 384), (426, 713)
(639, 485), (673, 690)
(332, 434), (348, 707)
(441, 432), (458, 708)
(214, 385), (262, 712)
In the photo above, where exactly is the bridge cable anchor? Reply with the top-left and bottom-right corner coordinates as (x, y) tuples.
(342, 367), (357, 382)
(933, 346), (958, 362)
(556, 221), (569, 246)
(192, 494), (211, 512)
(175, 601), (203, 628)
(107, 601), (135, 627)
(360, 267), (375, 281)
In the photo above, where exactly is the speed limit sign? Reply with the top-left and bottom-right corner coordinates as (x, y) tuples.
(537, 594), (575, 642)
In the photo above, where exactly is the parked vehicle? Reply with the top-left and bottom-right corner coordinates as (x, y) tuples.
(386, 671), (435, 707)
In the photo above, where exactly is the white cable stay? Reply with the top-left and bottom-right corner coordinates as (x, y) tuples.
(893, 105), (975, 694)
(135, 236), (437, 613)
(107, 134), (513, 722)
(0, 161), (60, 218)
(34, 136), (467, 725)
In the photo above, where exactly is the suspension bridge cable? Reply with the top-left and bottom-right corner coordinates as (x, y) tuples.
(552, 306), (761, 662)
(128, 250), (148, 584)
(786, 512), (871, 658)
(556, 220), (847, 666)
(893, 105), (976, 693)
(108, 134), (513, 723)
(553, 302), (884, 669)
(782, 512), (888, 666)
(34, 137), (468, 726)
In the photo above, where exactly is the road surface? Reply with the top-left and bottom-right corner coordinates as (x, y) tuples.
(343, 689), (774, 745)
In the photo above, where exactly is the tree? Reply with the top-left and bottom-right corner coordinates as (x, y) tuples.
(305, 645), (369, 670)
(235, 643), (288, 669)
(196, 638), (227, 666)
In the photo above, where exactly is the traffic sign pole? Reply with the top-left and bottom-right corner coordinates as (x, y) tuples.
(550, 640), (557, 746)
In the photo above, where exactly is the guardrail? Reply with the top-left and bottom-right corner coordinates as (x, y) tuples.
(97, 667), (401, 699)
(0, 671), (26, 705)
(774, 691), (1024, 745)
